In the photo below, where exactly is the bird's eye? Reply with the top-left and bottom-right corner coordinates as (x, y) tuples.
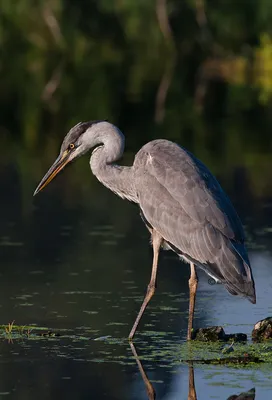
(69, 143), (75, 150)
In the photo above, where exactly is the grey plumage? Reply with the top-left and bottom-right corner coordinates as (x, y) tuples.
(133, 140), (255, 302)
(61, 120), (104, 152)
(34, 120), (256, 339)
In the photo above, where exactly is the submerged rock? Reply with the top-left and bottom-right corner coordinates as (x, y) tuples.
(226, 333), (247, 342)
(252, 317), (272, 341)
(192, 326), (226, 341)
(227, 387), (255, 400)
(192, 326), (247, 342)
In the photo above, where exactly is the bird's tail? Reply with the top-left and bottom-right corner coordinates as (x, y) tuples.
(220, 240), (256, 304)
(166, 235), (256, 303)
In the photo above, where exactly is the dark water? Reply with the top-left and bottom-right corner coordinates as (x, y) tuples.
(0, 138), (271, 400)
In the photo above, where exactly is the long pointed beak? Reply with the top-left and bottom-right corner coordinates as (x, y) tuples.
(34, 150), (71, 196)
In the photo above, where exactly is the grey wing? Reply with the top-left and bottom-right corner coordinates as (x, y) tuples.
(134, 140), (255, 303)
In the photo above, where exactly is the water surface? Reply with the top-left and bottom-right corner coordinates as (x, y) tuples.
(0, 141), (271, 399)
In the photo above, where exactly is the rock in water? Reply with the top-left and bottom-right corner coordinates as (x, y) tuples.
(252, 317), (272, 341)
(227, 387), (255, 400)
(192, 326), (226, 341)
(192, 326), (248, 342)
(227, 333), (247, 342)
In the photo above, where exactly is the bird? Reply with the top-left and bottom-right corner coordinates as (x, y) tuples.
(34, 120), (256, 340)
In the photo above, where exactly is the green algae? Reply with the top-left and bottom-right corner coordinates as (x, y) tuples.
(1, 322), (272, 367)
(177, 340), (272, 366)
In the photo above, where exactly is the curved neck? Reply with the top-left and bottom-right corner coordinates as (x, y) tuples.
(89, 126), (138, 203)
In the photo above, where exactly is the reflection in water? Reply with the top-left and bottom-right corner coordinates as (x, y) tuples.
(187, 366), (255, 400)
(130, 342), (156, 400)
(0, 122), (271, 399)
(188, 363), (197, 400)
(130, 342), (256, 400)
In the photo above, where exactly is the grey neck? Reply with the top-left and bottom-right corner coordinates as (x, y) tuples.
(89, 123), (138, 203)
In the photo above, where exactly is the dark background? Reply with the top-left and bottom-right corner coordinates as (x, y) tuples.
(0, 1), (272, 399)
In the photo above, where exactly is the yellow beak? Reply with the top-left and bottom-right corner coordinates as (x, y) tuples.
(34, 150), (70, 196)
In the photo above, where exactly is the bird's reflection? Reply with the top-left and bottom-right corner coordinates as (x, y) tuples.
(130, 342), (156, 400)
(188, 362), (197, 400)
(130, 342), (255, 400)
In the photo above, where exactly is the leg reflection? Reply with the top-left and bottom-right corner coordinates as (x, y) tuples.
(129, 342), (156, 400)
(130, 343), (255, 400)
(187, 363), (255, 400)
(188, 363), (197, 400)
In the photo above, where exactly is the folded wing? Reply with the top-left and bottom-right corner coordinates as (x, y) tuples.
(135, 140), (256, 303)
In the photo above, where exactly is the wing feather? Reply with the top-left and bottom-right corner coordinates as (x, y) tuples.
(134, 140), (255, 303)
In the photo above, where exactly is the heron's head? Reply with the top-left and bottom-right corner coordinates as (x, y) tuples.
(34, 120), (107, 195)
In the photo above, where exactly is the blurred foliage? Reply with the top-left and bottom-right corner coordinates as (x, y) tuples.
(0, 0), (272, 199)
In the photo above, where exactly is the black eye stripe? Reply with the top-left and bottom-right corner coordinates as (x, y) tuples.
(62, 120), (107, 153)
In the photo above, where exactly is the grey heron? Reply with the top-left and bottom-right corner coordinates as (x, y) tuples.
(34, 120), (256, 340)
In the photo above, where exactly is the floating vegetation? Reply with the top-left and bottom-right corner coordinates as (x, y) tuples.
(1, 321), (272, 368)
(178, 340), (272, 366)
(0, 323), (60, 340)
(5, 320), (15, 335)
(0, 323), (96, 341)
(0, 322), (119, 344)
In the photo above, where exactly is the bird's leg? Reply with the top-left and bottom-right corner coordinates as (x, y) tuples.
(129, 230), (162, 340)
(187, 262), (198, 340)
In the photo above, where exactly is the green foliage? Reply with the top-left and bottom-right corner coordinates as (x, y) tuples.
(1, 0), (272, 142)
(0, 0), (271, 198)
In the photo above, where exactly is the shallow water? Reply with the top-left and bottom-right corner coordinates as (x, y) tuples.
(0, 143), (271, 400)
